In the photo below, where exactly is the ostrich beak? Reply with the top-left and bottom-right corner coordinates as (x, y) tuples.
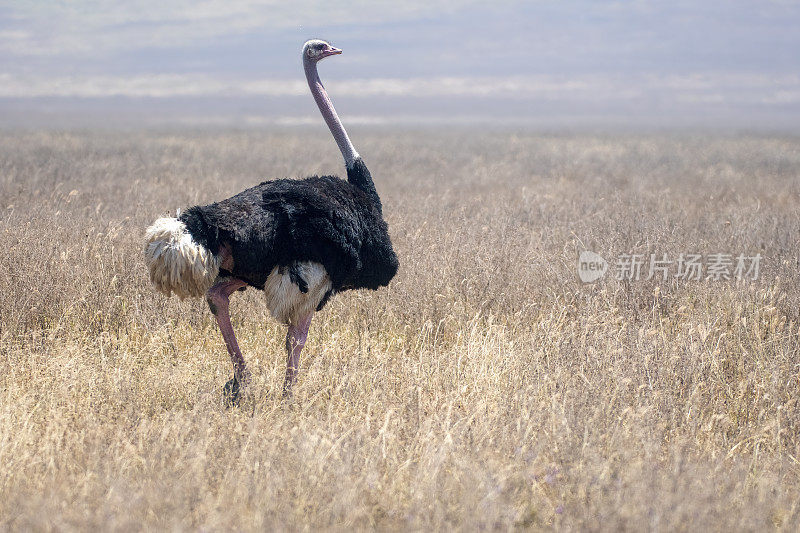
(323, 47), (342, 58)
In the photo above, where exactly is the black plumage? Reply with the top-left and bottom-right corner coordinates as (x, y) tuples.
(179, 157), (398, 294)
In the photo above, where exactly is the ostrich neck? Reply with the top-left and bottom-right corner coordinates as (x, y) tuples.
(304, 59), (359, 168)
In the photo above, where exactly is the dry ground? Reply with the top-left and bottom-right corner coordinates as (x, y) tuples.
(1, 130), (799, 530)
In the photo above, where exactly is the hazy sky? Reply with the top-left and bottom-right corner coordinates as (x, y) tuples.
(1, 0), (799, 128)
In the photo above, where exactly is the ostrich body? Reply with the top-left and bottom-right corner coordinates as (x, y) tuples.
(144, 40), (398, 402)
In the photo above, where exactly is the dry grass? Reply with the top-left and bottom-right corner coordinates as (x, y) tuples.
(1, 129), (799, 530)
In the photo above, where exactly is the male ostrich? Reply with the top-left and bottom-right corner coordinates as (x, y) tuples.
(144, 39), (398, 403)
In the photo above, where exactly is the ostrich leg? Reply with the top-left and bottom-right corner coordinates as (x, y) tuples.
(283, 313), (313, 397)
(206, 278), (249, 404)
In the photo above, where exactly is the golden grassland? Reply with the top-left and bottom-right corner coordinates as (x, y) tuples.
(1, 129), (799, 530)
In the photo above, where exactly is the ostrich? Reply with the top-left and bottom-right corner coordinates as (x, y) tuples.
(144, 39), (398, 404)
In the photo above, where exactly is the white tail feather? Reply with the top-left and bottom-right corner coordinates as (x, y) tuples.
(144, 217), (220, 299)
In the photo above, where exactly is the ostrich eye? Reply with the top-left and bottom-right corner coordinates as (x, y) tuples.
(315, 43), (325, 50)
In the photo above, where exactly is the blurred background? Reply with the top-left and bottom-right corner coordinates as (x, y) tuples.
(1, 0), (799, 130)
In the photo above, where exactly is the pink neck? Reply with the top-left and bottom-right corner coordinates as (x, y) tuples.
(304, 58), (359, 168)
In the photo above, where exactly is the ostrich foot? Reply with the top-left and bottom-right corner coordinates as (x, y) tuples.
(223, 377), (240, 407)
(281, 379), (295, 399)
(222, 370), (252, 407)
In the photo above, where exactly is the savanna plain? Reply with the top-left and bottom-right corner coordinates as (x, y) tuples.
(1, 129), (799, 531)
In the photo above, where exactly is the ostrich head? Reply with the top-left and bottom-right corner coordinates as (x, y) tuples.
(303, 39), (342, 62)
